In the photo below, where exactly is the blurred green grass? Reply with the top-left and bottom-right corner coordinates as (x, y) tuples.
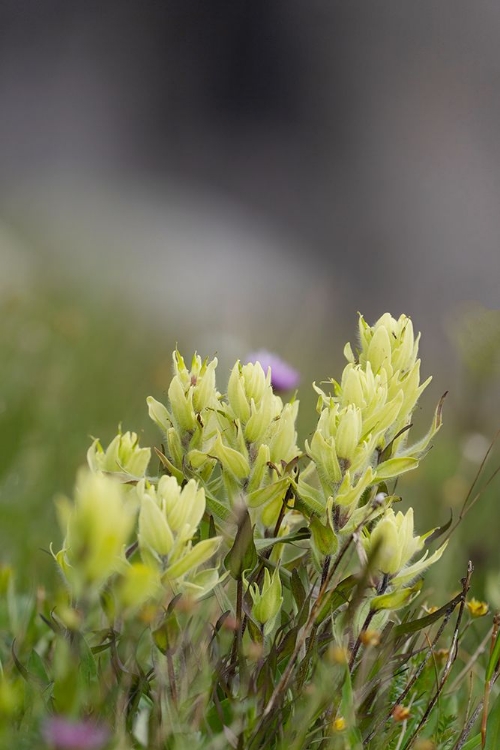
(2, 260), (500, 607)
(0, 277), (176, 586)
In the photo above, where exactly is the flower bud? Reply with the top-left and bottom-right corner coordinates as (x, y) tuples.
(310, 515), (338, 556)
(168, 375), (196, 433)
(210, 433), (250, 480)
(248, 567), (283, 633)
(247, 443), (271, 492)
(191, 356), (218, 413)
(367, 511), (403, 575)
(268, 400), (299, 465)
(147, 396), (172, 435)
(227, 362), (252, 423)
(341, 365), (365, 408)
(138, 494), (174, 557)
(391, 317), (416, 374)
(335, 405), (362, 462)
(241, 361), (269, 404)
(363, 508), (447, 587)
(306, 430), (341, 484)
(160, 476), (205, 533)
(366, 325), (392, 375)
(166, 426), (185, 469)
(87, 432), (151, 478)
(54, 470), (135, 595)
(244, 391), (275, 444)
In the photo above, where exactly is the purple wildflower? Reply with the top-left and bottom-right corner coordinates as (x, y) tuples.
(246, 350), (300, 392)
(42, 717), (109, 750)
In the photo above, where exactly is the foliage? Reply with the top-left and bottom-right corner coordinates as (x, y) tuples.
(1, 312), (500, 749)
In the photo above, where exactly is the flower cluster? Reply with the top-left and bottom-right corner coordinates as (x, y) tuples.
(298, 314), (443, 535)
(53, 439), (221, 605)
(53, 312), (446, 620)
(137, 476), (222, 597)
(148, 350), (300, 528)
(362, 507), (447, 593)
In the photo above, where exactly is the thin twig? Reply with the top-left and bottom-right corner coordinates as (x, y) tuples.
(452, 701), (484, 750)
(364, 568), (471, 746)
(166, 649), (178, 705)
(401, 561), (473, 750)
(446, 429), (500, 540)
(228, 578), (244, 683)
(447, 628), (491, 695)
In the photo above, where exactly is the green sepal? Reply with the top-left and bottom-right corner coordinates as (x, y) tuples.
(309, 515), (338, 557)
(374, 457), (419, 481)
(154, 447), (184, 485)
(398, 391), (447, 460)
(371, 580), (422, 611)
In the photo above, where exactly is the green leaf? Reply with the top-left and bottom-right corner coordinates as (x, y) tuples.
(374, 457), (419, 481)
(340, 666), (363, 749)
(204, 489), (233, 521)
(290, 569), (306, 611)
(247, 617), (263, 645)
(371, 582), (422, 611)
(246, 477), (290, 508)
(153, 447), (184, 484)
(205, 698), (234, 734)
(424, 510), (453, 546)
(27, 649), (51, 687)
(78, 636), (98, 689)
(12, 641), (48, 689)
(224, 509), (257, 580)
(277, 625), (298, 663)
(393, 590), (462, 638)
(485, 689), (500, 750)
(378, 424), (413, 463)
(486, 627), (500, 683)
(152, 615), (181, 654)
(461, 735), (481, 750)
(295, 479), (326, 516)
(254, 526), (310, 551)
(316, 576), (357, 625)
(309, 515), (338, 556)
(399, 391), (447, 460)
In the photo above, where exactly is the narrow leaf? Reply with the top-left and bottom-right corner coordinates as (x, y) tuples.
(374, 457), (419, 481)
(393, 590), (463, 638)
(154, 447), (184, 484)
(486, 627), (500, 683)
(224, 509), (257, 580)
(484, 689), (500, 749)
(424, 510), (453, 546)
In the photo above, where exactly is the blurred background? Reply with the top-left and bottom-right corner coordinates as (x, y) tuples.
(1, 1), (500, 598)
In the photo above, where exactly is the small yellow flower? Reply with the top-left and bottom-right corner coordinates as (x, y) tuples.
(327, 645), (350, 664)
(333, 717), (346, 732)
(392, 704), (411, 722)
(422, 604), (438, 614)
(434, 648), (450, 664)
(466, 598), (489, 617)
(360, 629), (381, 647)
